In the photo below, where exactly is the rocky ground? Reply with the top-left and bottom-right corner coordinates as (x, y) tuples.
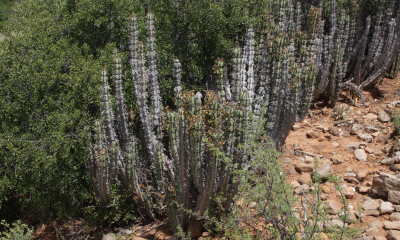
(33, 77), (400, 240)
(281, 76), (400, 240)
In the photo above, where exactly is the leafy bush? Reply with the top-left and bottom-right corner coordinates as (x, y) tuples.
(0, 220), (33, 240)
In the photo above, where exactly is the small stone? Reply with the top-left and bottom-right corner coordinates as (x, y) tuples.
(369, 221), (384, 228)
(382, 158), (394, 165)
(291, 181), (300, 189)
(364, 210), (381, 217)
(315, 164), (332, 179)
(346, 142), (361, 152)
(391, 164), (400, 171)
(295, 184), (310, 194)
(321, 185), (331, 194)
(396, 205), (400, 212)
(304, 155), (314, 163)
(282, 149), (294, 157)
(378, 110), (391, 123)
(329, 125), (340, 136)
(372, 132), (381, 137)
(284, 157), (291, 163)
(381, 202), (395, 214)
(102, 234), (117, 240)
(352, 124), (365, 135)
(367, 113), (378, 120)
(202, 232), (211, 237)
(287, 165), (298, 175)
(384, 221), (400, 230)
(387, 230), (400, 240)
(359, 186), (371, 193)
(320, 193), (328, 200)
(358, 170), (370, 181)
(297, 157), (305, 162)
(324, 134), (332, 139)
(388, 191), (400, 205)
(187, 220), (203, 239)
(366, 227), (380, 236)
(344, 173), (357, 178)
(295, 163), (314, 173)
(332, 142), (340, 148)
(306, 130), (319, 139)
(390, 213), (400, 221)
(345, 166), (353, 172)
(331, 154), (344, 164)
(326, 200), (339, 215)
(325, 219), (345, 229)
(365, 147), (375, 154)
(354, 237), (374, 240)
(292, 123), (301, 131)
(359, 133), (374, 143)
(355, 149), (368, 161)
(343, 187), (356, 199)
(389, 104), (394, 109)
(298, 173), (312, 185)
(364, 199), (382, 210)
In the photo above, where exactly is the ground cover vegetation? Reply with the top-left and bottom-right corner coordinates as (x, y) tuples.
(0, 0), (400, 238)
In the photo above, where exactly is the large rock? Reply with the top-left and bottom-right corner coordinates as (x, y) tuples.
(295, 163), (314, 173)
(355, 149), (367, 162)
(370, 173), (400, 198)
(387, 230), (400, 240)
(389, 191), (400, 204)
(378, 110), (391, 123)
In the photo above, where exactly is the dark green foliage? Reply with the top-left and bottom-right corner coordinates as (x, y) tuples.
(0, 0), (15, 31)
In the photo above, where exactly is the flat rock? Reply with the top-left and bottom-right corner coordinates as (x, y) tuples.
(295, 163), (314, 173)
(284, 157), (291, 163)
(365, 147), (375, 154)
(366, 227), (380, 236)
(291, 181), (300, 189)
(321, 185), (331, 194)
(384, 221), (400, 230)
(391, 164), (400, 171)
(369, 221), (384, 228)
(329, 125), (340, 136)
(390, 213), (400, 221)
(355, 237), (374, 240)
(346, 142), (361, 152)
(332, 142), (340, 148)
(370, 173), (400, 198)
(102, 234), (117, 240)
(298, 173), (312, 185)
(359, 186), (371, 193)
(355, 149), (368, 161)
(324, 219), (345, 229)
(389, 191), (400, 205)
(378, 110), (391, 123)
(364, 199), (382, 210)
(364, 210), (381, 217)
(387, 230), (400, 240)
(292, 123), (301, 131)
(327, 200), (339, 215)
(381, 202), (395, 215)
(367, 113), (378, 120)
(383, 158), (394, 165)
(306, 130), (319, 138)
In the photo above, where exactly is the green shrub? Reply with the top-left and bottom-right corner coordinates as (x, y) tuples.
(0, 220), (33, 240)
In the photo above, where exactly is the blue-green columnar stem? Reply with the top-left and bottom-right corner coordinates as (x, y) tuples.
(246, 28), (255, 104)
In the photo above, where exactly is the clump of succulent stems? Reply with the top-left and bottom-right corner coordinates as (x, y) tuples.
(88, 0), (400, 233)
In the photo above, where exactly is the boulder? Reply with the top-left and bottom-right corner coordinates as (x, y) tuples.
(355, 149), (368, 162)
(370, 173), (400, 198)
(378, 110), (391, 123)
